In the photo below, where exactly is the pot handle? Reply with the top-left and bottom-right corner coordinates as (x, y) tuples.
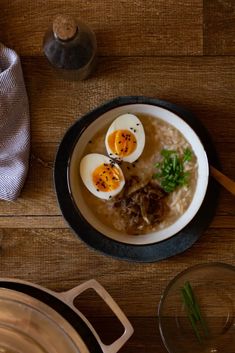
(58, 279), (133, 353)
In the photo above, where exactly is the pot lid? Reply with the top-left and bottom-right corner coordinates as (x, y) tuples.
(0, 287), (90, 353)
(0, 279), (133, 353)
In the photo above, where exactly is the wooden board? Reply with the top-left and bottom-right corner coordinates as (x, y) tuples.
(0, 0), (203, 56)
(0, 227), (234, 316)
(0, 1), (235, 351)
(204, 0), (235, 55)
(20, 56), (235, 143)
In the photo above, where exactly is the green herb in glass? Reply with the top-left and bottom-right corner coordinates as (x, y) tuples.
(181, 281), (209, 343)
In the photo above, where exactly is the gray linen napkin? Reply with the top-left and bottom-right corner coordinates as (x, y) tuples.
(0, 44), (30, 201)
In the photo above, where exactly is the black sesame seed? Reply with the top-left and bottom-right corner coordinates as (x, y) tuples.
(96, 189), (99, 191)
(134, 129), (136, 133)
(89, 140), (92, 143)
(109, 196), (112, 199)
(136, 123), (139, 126)
(133, 164), (136, 168)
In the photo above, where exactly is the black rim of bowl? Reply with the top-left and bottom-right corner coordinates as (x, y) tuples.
(54, 96), (220, 262)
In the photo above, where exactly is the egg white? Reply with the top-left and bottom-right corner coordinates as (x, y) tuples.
(80, 153), (125, 200)
(105, 113), (145, 163)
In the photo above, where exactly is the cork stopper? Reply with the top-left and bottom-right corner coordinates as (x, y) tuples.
(53, 14), (77, 41)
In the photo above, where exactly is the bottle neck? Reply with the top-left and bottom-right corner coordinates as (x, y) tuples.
(53, 14), (78, 42)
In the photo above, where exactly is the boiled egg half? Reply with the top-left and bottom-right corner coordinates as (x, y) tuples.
(80, 153), (125, 200)
(105, 113), (145, 163)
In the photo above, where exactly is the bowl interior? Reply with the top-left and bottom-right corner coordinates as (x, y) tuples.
(68, 103), (209, 245)
(158, 263), (235, 353)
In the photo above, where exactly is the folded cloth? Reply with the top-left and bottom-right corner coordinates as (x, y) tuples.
(0, 44), (30, 201)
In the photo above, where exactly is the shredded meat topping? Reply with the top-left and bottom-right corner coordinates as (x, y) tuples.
(113, 177), (168, 234)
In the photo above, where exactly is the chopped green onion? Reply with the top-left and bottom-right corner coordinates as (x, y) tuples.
(181, 281), (209, 343)
(183, 148), (192, 162)
(153, 148), (192, 193)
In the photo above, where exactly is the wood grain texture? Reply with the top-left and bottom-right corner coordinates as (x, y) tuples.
(78, 317), (235, 353)
(0, 215), (234, 229)
(0, 216), (66, 228)
(73, 317), (166, 353)
(211, 165), (235, 196)
(0, 0), (203, 56)
(0, 1), (235, 351)
(204, 0), (235, 55)
(20, 56), (235, 144)
(0, 144), (58, 216)
(0, 228), (234, 316)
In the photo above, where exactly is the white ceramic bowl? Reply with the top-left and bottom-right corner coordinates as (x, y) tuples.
(68, 103), (209, 245)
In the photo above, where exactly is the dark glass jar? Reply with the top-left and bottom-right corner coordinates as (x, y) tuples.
(43, 14), (97, 80)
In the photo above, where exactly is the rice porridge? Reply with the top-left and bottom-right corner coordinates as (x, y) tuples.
(79, 114), (198, 235)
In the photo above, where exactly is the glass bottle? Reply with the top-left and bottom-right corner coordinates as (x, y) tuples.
(43, 14), (97, 80)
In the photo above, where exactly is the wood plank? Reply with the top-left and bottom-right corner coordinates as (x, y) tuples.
(79, 317), (235, 353)
(0, 216), (66, 228)
(204, 0), (235, 55)
(0, 144), (58, 216)
(0, 228), (234, 317)
(20, 56), (235, 144)
(211, 215), (235, 228)
(0, 215), (234, 229)
(1, 2), (234, 351)
(72, 317), (166, 352)
(217, 193), (235, 216)
(0, 141), (234, 219)
(0, 0), (203, 56)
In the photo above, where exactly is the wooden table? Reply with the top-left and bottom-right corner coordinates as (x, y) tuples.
(0, 1), (235, 352)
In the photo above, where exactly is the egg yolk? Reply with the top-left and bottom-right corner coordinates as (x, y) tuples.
(108, 130), (137, 157)
(92, 163), (122, 192)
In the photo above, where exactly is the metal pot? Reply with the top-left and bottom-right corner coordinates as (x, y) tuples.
(0, 278), (133, 353)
